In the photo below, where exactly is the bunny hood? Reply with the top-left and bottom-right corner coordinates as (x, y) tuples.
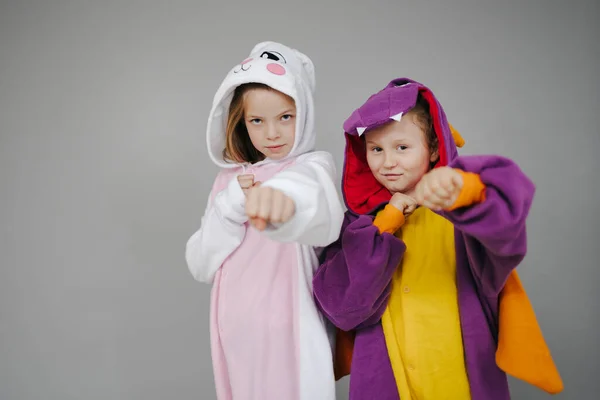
(206, 41), (317, 168)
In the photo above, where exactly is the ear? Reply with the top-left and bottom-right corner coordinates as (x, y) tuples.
(293, 49), (316, 92)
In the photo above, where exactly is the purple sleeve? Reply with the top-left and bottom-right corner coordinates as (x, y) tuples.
(441, 155), (535, 295)
(312, 212), (406, 331)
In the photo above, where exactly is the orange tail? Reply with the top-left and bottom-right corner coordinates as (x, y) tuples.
(496, 270), (564, 394)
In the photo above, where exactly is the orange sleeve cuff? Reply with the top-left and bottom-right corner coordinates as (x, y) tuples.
(446, 170), (487, 211)
(373, 204), (405, 234)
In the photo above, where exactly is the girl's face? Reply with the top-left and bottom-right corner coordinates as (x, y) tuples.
(243, 88), (296, 160)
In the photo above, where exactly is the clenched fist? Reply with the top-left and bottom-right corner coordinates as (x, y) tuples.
(237, 174), (255, 196)
(414, 167), (463, 211)
(389, 192), (418, 218)
(245, 186), (295, 231)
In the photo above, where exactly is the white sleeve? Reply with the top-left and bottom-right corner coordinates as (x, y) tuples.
(260, 151), (345, 247)
(185, 176), (248, 284)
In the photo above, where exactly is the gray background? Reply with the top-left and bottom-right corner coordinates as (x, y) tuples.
(1, 0), (598, 399)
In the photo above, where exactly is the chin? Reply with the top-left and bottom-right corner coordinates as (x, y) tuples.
(376, 179), (405, 194)
(391, 185), (408, 193)
(267, 152), (290, 160)
(379, 183), (400, 193)
(384, 181), (412, 195)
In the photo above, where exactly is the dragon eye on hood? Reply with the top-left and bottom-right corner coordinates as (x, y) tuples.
(260, 51), (286, 63)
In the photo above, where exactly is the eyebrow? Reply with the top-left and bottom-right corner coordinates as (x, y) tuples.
(366, 137), (411, 145)
(278, 108), (295, 115)
(246, 109), (295, 119)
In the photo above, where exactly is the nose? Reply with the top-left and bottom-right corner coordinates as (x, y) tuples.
(383, 152), (397, 169)
(265, 123), (280, 140)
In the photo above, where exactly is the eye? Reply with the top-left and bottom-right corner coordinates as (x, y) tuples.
(370, 146), (382, 153)
(281, 114), (294, 121)
(260, 51), (287, 63)
(397, 145), (408, 150)
(250, 118), (262, 125)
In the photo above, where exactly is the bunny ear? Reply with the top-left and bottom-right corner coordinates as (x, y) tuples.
(294, 49), (316, 92)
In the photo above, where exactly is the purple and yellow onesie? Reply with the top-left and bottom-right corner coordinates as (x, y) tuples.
(313, 78), (563, 399)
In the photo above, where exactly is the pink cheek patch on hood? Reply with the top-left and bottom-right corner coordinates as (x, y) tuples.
(266, 63), (286, 76)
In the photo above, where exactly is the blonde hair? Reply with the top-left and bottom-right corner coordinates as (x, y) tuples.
(222, 83), (273, 164)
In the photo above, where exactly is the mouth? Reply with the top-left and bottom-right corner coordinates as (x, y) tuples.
(265, 144), (286, 153)
(382, 173), (403, 181)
